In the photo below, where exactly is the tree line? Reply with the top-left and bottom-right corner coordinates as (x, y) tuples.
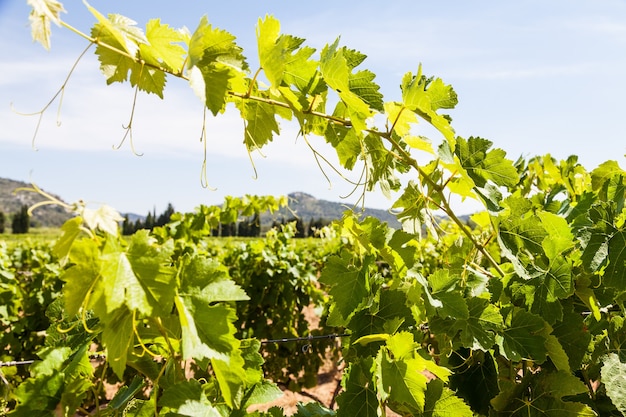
(0, 205), (31, 234)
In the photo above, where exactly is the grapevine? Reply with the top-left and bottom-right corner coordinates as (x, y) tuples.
(4, 0), (626, 415)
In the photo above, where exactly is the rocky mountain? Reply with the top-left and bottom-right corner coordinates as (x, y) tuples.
(0, 178), (73, 228)
(265, 192), (401, 229)
(0, 177), (401, 230)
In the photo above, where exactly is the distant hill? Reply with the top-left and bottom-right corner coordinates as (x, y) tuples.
(0, 178), (73, 228)
(0, 177), (401, 230)
(263, 192), (401, 229)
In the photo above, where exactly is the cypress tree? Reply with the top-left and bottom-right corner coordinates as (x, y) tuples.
(11, 205), (30, 234)
(0, 210), (5, 233)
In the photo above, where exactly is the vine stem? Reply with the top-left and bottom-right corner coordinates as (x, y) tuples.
(384, 133), (505, 277)
(55, 16), (505, 277)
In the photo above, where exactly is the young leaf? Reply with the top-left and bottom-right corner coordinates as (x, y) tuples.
(455, 137), (519, 189)
(187, 16), (247, 115)
(27, 0), (65, 50)
(140, 18), (186, 73)
(401, 68), (456, 147)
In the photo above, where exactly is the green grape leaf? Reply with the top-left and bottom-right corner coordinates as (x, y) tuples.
(129, 61), (167, 97)
(498, 309), (548, 362)
(125, 231), (177, 316)
(180, 255), (249, 303)
(211, 355), (247, 409)
(497, 197), (548, 278)
(88, 6), (167, 96)
(241, 380), (283, 411)
(175, 294), (240, 362)
(320, 38), (373, 122)
(424, 379), (473, 417)
(319, 253), (370, 326)
(12, 371), (64, 413)
(87, 2), (146, 56)
(327, 125), (362, 170)
(590, 160), (625, 190)
(101, 307), (134, 378)
(28, 0), (65, 50)
(62, 238), (106, 317)
(295, 402), (336, 416)
(257, 15), (288, 90)
(604, 230), (626, 289)
(538, 211), (575, 259)
(107, 375), (144, 411)
(335, 358), (379, 417)
(454, 298), (503, 351)
(241, 99), (280, 151)
(447, 350), (498, 416)
(455, 136), (519, 188)
(350, 69), (384, 112)
(378, 349), (428, 414)
(100, 236), (154, 315)
(491, 370), (595, 416)
(53, 216), (83, 263)
(159, 379), (221, 416)
(384, 101), (417, 137)
(552, 305), (591, 370)
(187, 16), (247, 114)
(140, 18), (186, 73)
(601, 353), (626, 415)
(401, 68), (456, 147)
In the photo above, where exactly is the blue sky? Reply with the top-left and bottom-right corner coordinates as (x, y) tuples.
(1, 0), (625, 216)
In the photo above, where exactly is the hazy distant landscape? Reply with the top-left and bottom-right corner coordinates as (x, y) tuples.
(0, 177), (401, 230)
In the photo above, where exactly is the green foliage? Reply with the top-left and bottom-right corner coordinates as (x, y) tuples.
(11, 205), (30, 234)
(225, 222), (340, 390)
(15, 0), (626, 415)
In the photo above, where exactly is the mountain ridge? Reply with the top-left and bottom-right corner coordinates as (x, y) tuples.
(0, 178), (401, 229)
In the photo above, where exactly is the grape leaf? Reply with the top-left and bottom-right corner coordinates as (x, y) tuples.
(62, 238), (106, 317)
(604, 230), (626, 289)
(497, 308), (548, 362)
(335, 358), (379, 417)
(552, 304), (591, 370)
(455, 136), (519, 188)
(401, 67), (456, 147)
(27, 0), (65, 50)
(257, 15), (287, 91)
(601, 353), (626, 415)
(88, 6), (168, 96)
(385, 102), (417, 137)
(175, 294), (239, 362)
(590, 160), (625, 190)
(491, 370), (595, 416)
(379, 348), (428, 414)
(241, 99), (280, 151)
(187, 16), (247, 114)
(123, 399), (156, 417)
(125, 231), (177, 316)
(320, 38), (373, 123)
(53, 216), (83, 263)
(81, 204), (124, 236)
(319, 253), (371, 326)
(87, 3), (146, 56)
(140, 18), (186, 73)
(424, 379), (473, 417)
(101, 307), (134, 378)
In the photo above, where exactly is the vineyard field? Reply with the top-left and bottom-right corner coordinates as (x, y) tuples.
(3, 1), (626, 415)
